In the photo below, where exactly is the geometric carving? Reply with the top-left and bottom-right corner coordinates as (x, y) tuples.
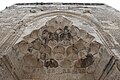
(79, 29), (95, 43)
(81, 54), (94, 68)
(39, 45), (51, 60)
(74, 54), (94, 68)
(53, 45), (65, 60)
(31, 38), (42, 50)
(11, 16), (102, 80)
(23, 53), (44, 74)
(0, 3), (120, 80)
(60, 58), (72, 68)
(44, 58), (58, 68)
(38, 16), (80, 46)
(89, 41), (101, 55)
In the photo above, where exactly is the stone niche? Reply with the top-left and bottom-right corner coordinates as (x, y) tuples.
(8, 16), (111, 80)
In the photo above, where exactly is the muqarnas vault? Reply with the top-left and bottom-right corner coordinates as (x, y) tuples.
(0, 3), (120, 80)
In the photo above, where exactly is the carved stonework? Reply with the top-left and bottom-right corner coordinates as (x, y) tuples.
(10, 16), (103, 80)
(0, 3), (120, 80)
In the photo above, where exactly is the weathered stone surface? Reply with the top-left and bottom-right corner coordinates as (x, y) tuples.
(0, 2), (120, 80)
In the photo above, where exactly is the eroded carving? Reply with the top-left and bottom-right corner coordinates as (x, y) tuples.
(53, 45), (65, 60)
(44, 58), (58, 68)
(11, 16), (103, 80)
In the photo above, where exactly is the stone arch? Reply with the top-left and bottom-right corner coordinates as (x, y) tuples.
(12, 15), (103, 80)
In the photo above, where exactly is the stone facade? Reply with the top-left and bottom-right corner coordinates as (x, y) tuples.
(0, 3), (120, 80)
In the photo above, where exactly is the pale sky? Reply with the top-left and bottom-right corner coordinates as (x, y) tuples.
(0, 0), (120, 11)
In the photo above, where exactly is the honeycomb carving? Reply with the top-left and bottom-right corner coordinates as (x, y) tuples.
(12, 16), (102, 79)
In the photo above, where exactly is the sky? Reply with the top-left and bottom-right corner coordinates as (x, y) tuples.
(0, 0), (120, 11)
